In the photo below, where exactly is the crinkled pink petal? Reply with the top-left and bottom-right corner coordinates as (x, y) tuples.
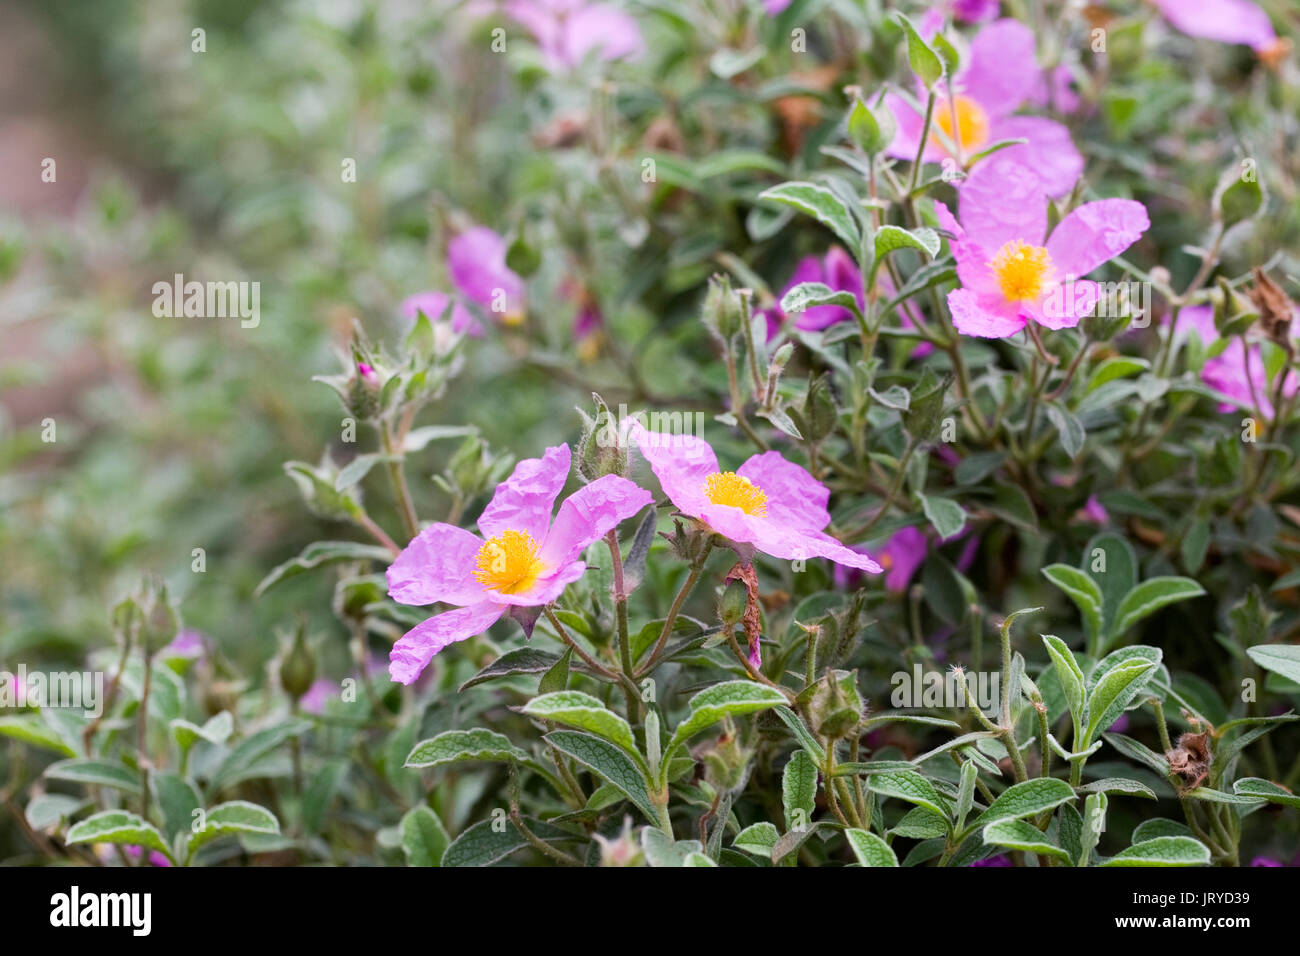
(386, 522), (488, 607)
(934, 201), (997, 294)
(750, 522), (884, 571)
(492, 560), (587, 606)
(737, 450), (832, 532)
(959, 19), (1039, 118)
(957, 155), (1048, 250)
(399, 290), (482, 336)
(447, 226), (525, 318)
(982, 116), (1084, 197)
(696, 500), (766, 545)
(479, 444), (572, 541)
(1030, 279), (1099, 330)
(1154, 0), (1277, 50)
(949, 287), (1027, 338)
(539, 474), (653, 567)
(1046, 199), (1149, 279)
(389, 602), (505, 684)
(626, 419), (719, 517)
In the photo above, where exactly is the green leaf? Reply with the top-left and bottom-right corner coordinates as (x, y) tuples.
(1077, 778), (1157, 799)
(1232, 777), (1300, 809)
(0, 715), (76, 756)
(954, 760), (978, 834)
(45, 758), (142, 795)
(641, 828), (706, 867)
(868, 770), (948, 818)
(666, 681), (788, 759)
(1245, 644), (1300, 684)
(968, 778), (1075, 832)
(66, 811), (172, 863)
(208, 719), (311, 792)
(846, 828), (899, 866)
(757, 181), (860, 250)
(781, 282), (861, 317)
(1083, 659), (1158, 745)
(151, 772), (202, 843)
(1100, 836), (1210, 867)
(1216, 173), (1263, 229)
(783, 750), (818, 831)
(25, 794), (85, 831)
(875, 225), (940, 259)
(303, 759), (349, 833)
(544, 730), (658, 824)
(1102, 732), (1171, 776)
(401, 805), (450, 866)
(1113, 577), (1205, 638)
(403, 425), (477, 452)
(170, 711), (233, 752)
(917, 492), (967, 539)
(442, 817), (575, 867)
(522, 691), (638, 757)
(1044, 403), (1086, 458)
(459, 648), (562, 691)
(1042, 567), (1104, 649)
(733, 822), (781, 859)
(1041, 633), (1086, 727)
(1131, 818), (1193, 843)
(894, 13), (943, 87)
(405, 728), (529, 769)
(982, 818), (1071, 861)
(187, 801), (280, 858)
(1086, 357), (1150, 393)
(890, 806), (950, 840)
(254, 541), (394, 597)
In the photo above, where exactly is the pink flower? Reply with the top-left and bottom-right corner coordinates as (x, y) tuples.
(626, 421), (882, 573)
(1152, 0), (1279, 53)
(1079, 494), (1109, 524)
(875, 525), (929, 591)
(123, 845), (173, 867)
(763, 0), (794, 14)
(950, 0), (999, 22)
(161, 628), (204, 660)
(400, 290), (482, 337)
(507, 0), (645, 73)
(299, 678), (337, 715)
(447, 226), (526, 326)
(886, 18), (1084, 196)
(762, 246), (863, 337)
(386, 445), (652, 683)
(938, 157), (1148, 338)
(1172, 305), (1298, 420)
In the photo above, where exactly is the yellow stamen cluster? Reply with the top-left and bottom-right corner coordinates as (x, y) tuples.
(932, 95), (990, 154)
(989, 240), (1054, 302)
(703, 472), (769, 516)
(473, 529), (545, 594)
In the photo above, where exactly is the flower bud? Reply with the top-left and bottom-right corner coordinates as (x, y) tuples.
(280, 618), (317, 702)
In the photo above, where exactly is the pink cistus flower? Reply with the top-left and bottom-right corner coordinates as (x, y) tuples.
(886, 18), (1084, 196)
(400, 290), (481, 337)
(386, 444), (652, 684)
(507, 0), (645, 73)
(937, 157), (1149, 338)
(625, 421), (882, 573)
(447, 226), (526, 326)
(1172, 305), (1298, 420)
(761, 246), (863, 338)
(1152, 0), (1284, 57)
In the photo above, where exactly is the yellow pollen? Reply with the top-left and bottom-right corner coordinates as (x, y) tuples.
(989, 240), (1054, 302)
(473, 529), (545, 594)
(931, 95), (990, 154)
(703, 472), (768, 516)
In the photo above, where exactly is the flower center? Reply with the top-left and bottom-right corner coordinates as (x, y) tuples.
(703, 472), (768, 516)
(931, 95), (990, 154)
(473, 529), (545, 594)
(989, 240), (1054, 302)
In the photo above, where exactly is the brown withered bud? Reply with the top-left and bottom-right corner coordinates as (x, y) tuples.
(642, 115), (685, 155)
(1165, 729), (1212, 792)
(1248, 267), (1295, 359)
